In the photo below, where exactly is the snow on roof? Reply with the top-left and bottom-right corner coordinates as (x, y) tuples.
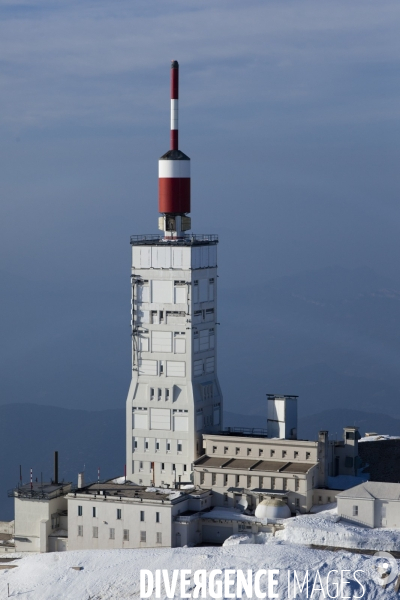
(200, 506), (269, 524)
(337, 481), (400, 501)
(359, 435), (400, 442)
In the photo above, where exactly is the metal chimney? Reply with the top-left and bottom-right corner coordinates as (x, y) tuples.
(54, 451), (59, 485)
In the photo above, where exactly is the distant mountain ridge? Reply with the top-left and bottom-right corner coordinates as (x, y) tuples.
(2, 403), (400, 520)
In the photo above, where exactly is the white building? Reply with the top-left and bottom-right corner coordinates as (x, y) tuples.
(11, 482), (70, 553)
(67, 481), (212, 550)
(337, 481), (400, 528)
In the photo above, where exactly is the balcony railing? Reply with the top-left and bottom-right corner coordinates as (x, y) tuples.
(130, 234), (218, 246)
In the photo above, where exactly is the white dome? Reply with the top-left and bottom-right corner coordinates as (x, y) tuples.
(255, 498), (291, 520)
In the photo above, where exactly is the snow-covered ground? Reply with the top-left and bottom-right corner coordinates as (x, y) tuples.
(1, 543), (399, 599)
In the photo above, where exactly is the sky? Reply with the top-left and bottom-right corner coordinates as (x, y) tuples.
(1, 0), (400, 412)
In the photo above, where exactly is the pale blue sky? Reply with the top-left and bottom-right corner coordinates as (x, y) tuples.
(1, 0), (400, 411)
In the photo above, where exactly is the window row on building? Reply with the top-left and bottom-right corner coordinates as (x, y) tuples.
(133, 437), (185, 455)
(210, 444), (312, 461)
(77, 526), (162, 544)
(198, 471), (303, 492)
(135, 461), (188, 474)
(77, 506), (162, 523)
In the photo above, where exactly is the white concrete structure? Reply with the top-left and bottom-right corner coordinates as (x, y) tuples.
(67, 481), (212, 550)
(126, 237), (223, 487)
(337, 481), (400, 528)
(267, 394), (298, 439)
(11, 482), (70, 552)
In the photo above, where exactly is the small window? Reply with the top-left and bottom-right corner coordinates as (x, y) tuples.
(140, 511), (145, 522)
(346, 431), (355, 440)
(270, 449), (275, 457)
(140, 461), (144, 470)
(235, 475), (240, 487)
(283, 479), (288, 491)
(282, 450), (287, 458)
(295, 479), (300, 491)
(319, 496), (322, 502)
(212, 446), (217, 454)
(183, 464), (187, 472)
(247, 448), (251, 456)
(166, 389), (170, 401)
(271, 477), (276, 490)
(92, 507), (96, 518)
(259, 477), (263, 488)
(306, 452), (310, 459)
(353, 505), (358, 517)
(224, 474), (228, 486)
(259, 449), (263, 457)
(172, 464), (176, 472)
(235, 447), (240, 456)
(109, 528), (115, 540)
(133, 438), (138, 449)
(159, 361), (164, 374)
(212, 473), (217, 485)
(294, 451), (299, 458)
(161, 463), (165, 471)
(158, 388), (162, 401)
(327, 496), (331, 503)
(150, 388), (155, 401)
(177, 441), (182, 452)
(78, 525), (83, 537)
(140, 531), (146, 542)
(117, 508), (122, 520)
(167, 440), (171, 452)
(156, 532), (162, 544)
(247, 476), (251, 488)
(200, 472), (205, 485)
(295, 498), (300, 508)
(156, 512), (160, 523)
(92, 526), (98, 538)
(123, 529), (129, 541)
(78, 505), (83, 516)
(224, 446), (228, 454)
(156, 440), (160, 451)
(145, 438), (149, 451)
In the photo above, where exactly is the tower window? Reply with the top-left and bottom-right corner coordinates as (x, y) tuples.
(150, 388), (154, 401)
(158, 388), (162, 401)
(78, 506), (83, 516)
(166, 389), (170, 401)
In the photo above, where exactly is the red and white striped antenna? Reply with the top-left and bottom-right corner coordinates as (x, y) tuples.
(170, 60), (179, 150)
(158, 60), (191, 237)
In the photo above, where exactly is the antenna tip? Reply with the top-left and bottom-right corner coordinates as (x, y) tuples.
(171, 60), (179, 69)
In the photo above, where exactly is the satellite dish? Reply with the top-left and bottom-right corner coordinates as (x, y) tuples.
(237, 495), (248, 512)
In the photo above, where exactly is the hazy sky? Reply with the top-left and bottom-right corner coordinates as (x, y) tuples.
(1, 0), (400, 411)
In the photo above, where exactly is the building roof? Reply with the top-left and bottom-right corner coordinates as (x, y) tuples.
(194, 455), (316, 474)
(68, 482), (208, 504)
(9, 482), (72, 500)
(337, 481), (400, 501)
